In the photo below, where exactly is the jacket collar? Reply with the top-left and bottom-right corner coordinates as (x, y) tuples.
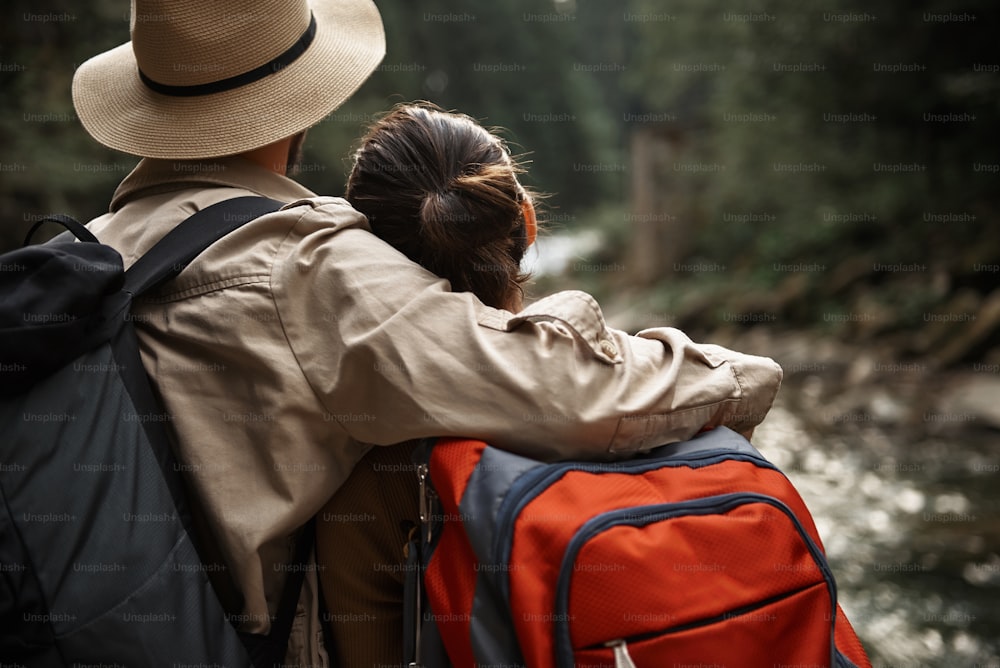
(110, 156), (318, 211)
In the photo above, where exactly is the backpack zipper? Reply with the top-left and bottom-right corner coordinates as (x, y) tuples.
(488, 447), (779, 603)
(417, 462), (437, 546)
(551, 493), (838, 668)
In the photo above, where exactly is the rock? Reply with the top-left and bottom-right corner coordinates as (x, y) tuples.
(935, 374), (1000, 430)
(873, 392), (912, 424)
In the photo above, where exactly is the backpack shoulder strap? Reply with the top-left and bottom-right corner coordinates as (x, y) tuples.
(121, 194), (311, 663)
(22, 213), (99, 245)
(125, 195), (284, 298)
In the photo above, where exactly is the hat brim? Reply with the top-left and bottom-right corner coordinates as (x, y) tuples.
(72, 0), (385, 159)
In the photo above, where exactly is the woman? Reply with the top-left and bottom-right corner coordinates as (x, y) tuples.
(315, 102), (540, 666)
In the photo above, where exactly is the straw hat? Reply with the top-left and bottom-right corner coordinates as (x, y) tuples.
(72, 0), (385, 159)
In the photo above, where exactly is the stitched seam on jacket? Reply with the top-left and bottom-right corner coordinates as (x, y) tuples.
(140, 274), (272, 302)
(517, 291), (606, 337)
(268, 206), (351, 431)
(617, 397), (742, 424)
(609, 398), (741, 453)
(571, 290), (604, 326)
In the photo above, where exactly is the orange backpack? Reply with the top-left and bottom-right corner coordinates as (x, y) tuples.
(409, 427), (871, 668)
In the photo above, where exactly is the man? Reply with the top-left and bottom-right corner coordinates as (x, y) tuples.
(72, 0), (782, 664)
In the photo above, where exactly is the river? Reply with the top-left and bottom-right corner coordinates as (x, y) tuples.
(754, 395), (1000, 667)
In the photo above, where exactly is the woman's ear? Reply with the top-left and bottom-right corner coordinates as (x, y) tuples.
(521, 199), (537, 247)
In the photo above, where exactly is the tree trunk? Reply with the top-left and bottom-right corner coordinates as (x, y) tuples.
(626, 126), (695, 285)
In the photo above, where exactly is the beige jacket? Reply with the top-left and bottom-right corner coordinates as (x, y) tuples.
(87, 156), (782, 665)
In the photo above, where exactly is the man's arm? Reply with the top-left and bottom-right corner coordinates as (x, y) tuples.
(272, 198), (782, 460)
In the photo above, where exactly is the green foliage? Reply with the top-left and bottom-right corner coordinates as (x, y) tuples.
(2, 0), (995, 351)
(2, 0), (627, 252)
(1, 1), (133, 248)
(298, 0), (626, 213)
(617, 0), (998, 337)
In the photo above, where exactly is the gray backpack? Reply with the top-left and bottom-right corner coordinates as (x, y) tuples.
(0, 197), (308, 667)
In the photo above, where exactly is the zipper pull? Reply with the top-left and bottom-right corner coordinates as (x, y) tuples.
(417, 463), (429, 543)
(416, 462), (437, 544)
(607, 639), (638, 668)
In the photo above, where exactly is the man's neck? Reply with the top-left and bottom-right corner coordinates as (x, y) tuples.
(240, 137), (295, 175)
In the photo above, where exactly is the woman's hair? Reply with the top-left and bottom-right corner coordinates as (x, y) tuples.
(346, 103), (533, 310)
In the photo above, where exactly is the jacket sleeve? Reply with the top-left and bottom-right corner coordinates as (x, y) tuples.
(271, 198), (782, 461)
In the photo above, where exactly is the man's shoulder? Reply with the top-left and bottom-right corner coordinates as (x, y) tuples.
(279, 195), (371, 233)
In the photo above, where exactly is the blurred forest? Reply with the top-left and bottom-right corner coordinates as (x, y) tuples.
(2, 1), (999, 664)
(1, 0), (997, 365)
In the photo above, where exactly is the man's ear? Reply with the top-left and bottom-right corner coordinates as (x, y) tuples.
(521, 199), (537, 247)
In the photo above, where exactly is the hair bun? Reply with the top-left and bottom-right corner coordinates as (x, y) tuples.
(418, 187), (474, 254)
(346, 102), (533, 310)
